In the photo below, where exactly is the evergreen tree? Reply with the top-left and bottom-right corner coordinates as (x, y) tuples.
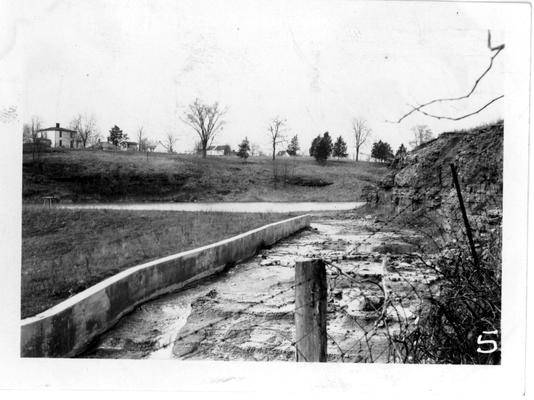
(237, 137), (251, 160)
(313, 132), (333, 164)
(107, 125), (127, 146)
(391, 143), (408, 169)
(395, 143), (407, 158)
(371, 140), (394, 162)
(322, 132), (333, 157)
(332, 136), (348, 159)
(309, 135), (322, 157)
(287, 135), (300, 156)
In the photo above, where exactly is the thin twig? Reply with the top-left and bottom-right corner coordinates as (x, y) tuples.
(389, 30), (504, 123)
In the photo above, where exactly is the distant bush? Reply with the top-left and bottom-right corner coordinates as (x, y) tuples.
(287, 135), (300, 156)
(237, 137), (250, 161)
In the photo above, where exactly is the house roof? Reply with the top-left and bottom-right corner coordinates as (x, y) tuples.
(36, 126), (77, 133)
(207, 145), (228, 151)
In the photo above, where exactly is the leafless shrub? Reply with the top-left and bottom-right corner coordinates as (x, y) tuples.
(161, 133), (178, 153)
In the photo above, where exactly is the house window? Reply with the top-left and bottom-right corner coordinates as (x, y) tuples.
(59, 139), (62, 147)
(70, 140), (73, 148)
(59, 132), (62, 138)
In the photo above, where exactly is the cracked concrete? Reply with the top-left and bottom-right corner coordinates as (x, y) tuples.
(81, 213), (437, 362)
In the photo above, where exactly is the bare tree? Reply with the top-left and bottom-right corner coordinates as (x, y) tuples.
(136, 126), (147, 151)
(22, 123), (32, 143)
(409, 125), (433, 148)
(145, 140), (158, 152)
(161, 133), (177, 153)
(24, 116), (43, 162)
(182, 99), (226, 158)
(352, 118), (371, 162)
(70, 114), (98, 148)
(267, 117), (287, 160)
(250, 142), (260, 157)
(88, 131), (102, 146)
(193, 140), (202, 155)
(30, 116), (42, 141)
(391, 30), (504, 123)
(70, 115), (82, 140)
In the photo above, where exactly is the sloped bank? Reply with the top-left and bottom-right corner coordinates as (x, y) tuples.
(372, 121), (503, 363)
(376, 121), (503, 234)
(21, 215), (311, 358)
(386, 121), (502, 208)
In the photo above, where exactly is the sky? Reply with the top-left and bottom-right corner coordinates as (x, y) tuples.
(2, 0), (505, 157)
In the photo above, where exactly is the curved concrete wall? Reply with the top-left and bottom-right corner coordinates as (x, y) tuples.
(21, 215), (310, 358)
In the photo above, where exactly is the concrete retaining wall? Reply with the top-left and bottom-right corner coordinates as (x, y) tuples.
(21, 214), (311, 358)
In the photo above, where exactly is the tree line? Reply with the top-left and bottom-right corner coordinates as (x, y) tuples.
(24, 99), (434, 163)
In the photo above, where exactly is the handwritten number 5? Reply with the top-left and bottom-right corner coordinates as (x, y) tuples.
(477, 330), (499, 354)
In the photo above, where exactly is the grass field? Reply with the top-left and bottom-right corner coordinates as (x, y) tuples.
(21, 207), (297, 318)
(21, 150), (387, 317)
(23, 149), (387, 202)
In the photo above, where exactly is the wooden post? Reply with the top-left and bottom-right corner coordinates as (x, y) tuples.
(450, 163), (479, 268)
(295, 258), (327, 362)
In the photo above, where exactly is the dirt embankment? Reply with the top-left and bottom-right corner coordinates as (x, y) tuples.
(379, 121), (503, 235)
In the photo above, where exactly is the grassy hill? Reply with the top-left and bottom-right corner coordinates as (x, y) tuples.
(23, 150), (388, 202)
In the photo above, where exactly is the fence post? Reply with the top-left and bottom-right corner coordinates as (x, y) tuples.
(450, 163), (479, 268)
(294, 258), (327, 362)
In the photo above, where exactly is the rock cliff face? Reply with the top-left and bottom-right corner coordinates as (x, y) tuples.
(381, 121), (503, 235)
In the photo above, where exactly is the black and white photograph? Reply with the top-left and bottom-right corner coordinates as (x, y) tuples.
(0, 0), (530, 396)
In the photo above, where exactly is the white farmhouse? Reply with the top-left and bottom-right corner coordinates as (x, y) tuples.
(36, 123), (82, 149)
(206, 145), (231, 156)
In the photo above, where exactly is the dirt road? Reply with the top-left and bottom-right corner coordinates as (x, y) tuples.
(81, 212), (436, 361)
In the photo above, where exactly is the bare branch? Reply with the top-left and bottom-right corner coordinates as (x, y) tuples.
(70, 113), (98, 148)
(23, 116), (42, 143)
(160, 133), (178, 153)
(390, 30), (504, 124)
(411, 95), (504, 121)
(136, 126), (148, 151)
